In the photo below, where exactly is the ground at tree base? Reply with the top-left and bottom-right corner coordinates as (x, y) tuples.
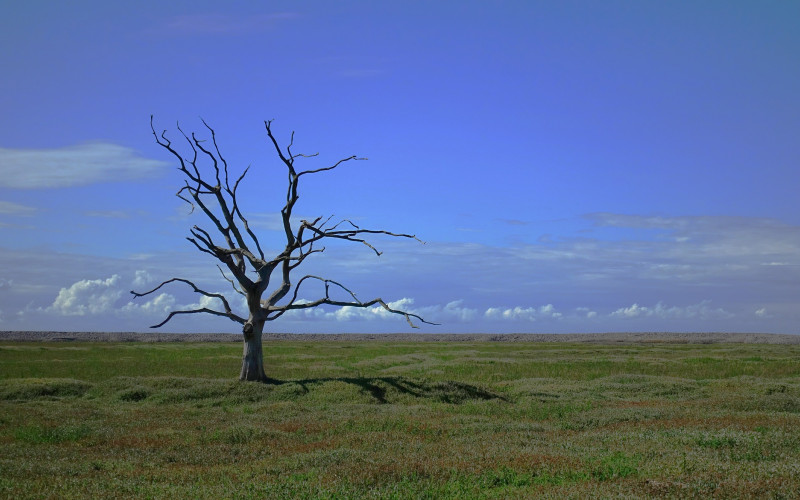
(2, 334), (800, 498)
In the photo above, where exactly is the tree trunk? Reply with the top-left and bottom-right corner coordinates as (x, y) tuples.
(240, 320), (267, 382)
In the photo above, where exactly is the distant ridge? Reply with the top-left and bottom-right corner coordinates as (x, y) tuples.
(0, 331), (798, 344)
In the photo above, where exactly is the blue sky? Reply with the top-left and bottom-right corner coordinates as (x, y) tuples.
(1, 1), (798, 334)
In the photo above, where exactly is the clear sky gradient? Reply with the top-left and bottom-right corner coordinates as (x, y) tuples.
(1, 1), (798, 333)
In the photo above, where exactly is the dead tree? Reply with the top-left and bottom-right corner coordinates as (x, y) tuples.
(132, 116), (432, 381)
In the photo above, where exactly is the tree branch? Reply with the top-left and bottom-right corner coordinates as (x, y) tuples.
(298, 220), (422, 256)
(229, 166), (265, 260)
(130, 277), (245, 327)
(148, 308), (245, 329)
(264, 120), (294, 173)
(218, 265), (246, 297)
(267, 275), (438, 328)
(200, 117), (229, 190)
(145, 117), (432, 334)
(154, 117), (269, 276)
(296, 155), (366, 177)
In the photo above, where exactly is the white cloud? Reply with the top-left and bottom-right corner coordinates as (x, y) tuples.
(484, 304), (562, 321)
(121, 292), (176, 316)
(43, 268), (245, 323)
(287, 297), (422, 323)
(132, 270), (154, 288)
(420, 300), (479, 322)
(47, 275), (123, 316)
(0, 143), (168, 189)
(331, 297), (415, 321)
(180, 292), (248, 316)
(610, 303), (649, 318)
(349, 299), (480, 323)
(5, 210), (800, 333)
(610, 301), (732, 320)
(313, 298), (479, 325)
(196, 294), (226, 310)
(585, 213), (800, 261)
(121, 283), (248, 326)
(0, 201), (37, 215)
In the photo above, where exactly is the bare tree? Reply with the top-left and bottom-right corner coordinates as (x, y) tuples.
(132, 117), (432, 381)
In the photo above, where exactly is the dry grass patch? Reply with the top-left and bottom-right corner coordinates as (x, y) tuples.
(2, 340), (800, 498)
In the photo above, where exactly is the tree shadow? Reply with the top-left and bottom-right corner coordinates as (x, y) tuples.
(266, 376), (507, 404)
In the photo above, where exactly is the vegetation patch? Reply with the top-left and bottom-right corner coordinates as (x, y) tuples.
(1, 340), (800, 498)
(0, 378), (92, 401)
(14, 423), (93, 444)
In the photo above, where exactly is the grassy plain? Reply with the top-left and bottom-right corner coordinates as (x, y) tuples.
(1, 339), (799, 498)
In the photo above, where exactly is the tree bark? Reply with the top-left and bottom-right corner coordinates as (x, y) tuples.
(240, 320), (267, 382)
(138, 118), (431, 381)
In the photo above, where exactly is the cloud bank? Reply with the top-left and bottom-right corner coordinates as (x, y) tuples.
(1, 212), (798, 333)
(47, 275), (123, 316)
(0, 143), (168, 189)
(32, 268), (757, 334)
(0, 201), (37, 215)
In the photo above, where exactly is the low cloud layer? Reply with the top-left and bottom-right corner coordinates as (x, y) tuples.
(609, 301), (733, 320)
(0, 143), (168, 189)
(0, 201), (37, 215)
(485, 304), (562, 322)
(1, 212), (798, 334)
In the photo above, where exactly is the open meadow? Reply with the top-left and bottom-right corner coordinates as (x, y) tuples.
(2, 335), (800, 498)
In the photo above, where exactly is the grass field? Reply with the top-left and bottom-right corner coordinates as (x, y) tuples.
(1, 339), (799, 498)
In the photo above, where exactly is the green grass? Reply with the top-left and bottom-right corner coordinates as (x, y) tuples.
(1, 340), (799, 498)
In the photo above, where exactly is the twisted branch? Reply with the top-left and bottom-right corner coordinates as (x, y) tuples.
(266, 275), (438, 328)
(138, 117), (430, 332)
(131, 277), (245, 327)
